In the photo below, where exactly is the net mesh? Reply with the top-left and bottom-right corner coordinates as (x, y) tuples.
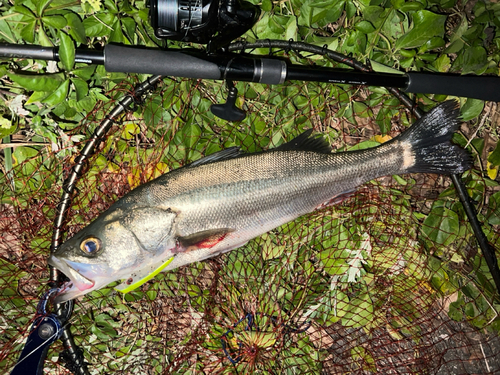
(1, 49), (499, 374)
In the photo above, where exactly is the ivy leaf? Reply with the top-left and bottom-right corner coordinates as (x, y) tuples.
(310, 0), (344, 8)
(73, 65), (96, 81)
(109, 20), (126, 43)
(395, 10), (446, 50)
(71, 78), (89, 101)
(0, 116), (16, 138)
(14, 5), (36, 18)
(452, 46), (488, 75)
(0, 19), (15, 43)
(20, 19), (37, 43)
(8, 73), (62, 92)
(38, 27), (54, 47)
(488, 142), (500, 167)
(342, 293), (374, 327)
(83, 13), (115, 37)
(42, 15), (68, 29)
(36, 0), (54, 16)
(121, 17), (137, 42)
(460, 98), (484, 122)
(421, 203), (459, 246)
(59, 32), (75, 71)
(65, 13), (87, 44)
(182, 123), (202, 149)
(485, 192), (500, 225)
(42, 79), (69, 106)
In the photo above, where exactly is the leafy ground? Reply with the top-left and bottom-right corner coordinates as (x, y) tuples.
(1, 0), (500, 374)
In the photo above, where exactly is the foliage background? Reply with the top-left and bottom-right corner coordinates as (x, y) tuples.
(1, 0), (500, 373)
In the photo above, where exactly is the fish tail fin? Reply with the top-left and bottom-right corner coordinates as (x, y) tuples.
(395, 100), (471, 175)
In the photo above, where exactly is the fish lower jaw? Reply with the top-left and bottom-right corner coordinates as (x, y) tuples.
(48, 256), (97, 302)
(64, 264), (95, 291)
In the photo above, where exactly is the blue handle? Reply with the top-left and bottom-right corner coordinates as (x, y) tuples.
(10, 314), (62, 375)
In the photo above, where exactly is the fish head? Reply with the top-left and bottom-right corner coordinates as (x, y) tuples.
(48, 206), (178, 303)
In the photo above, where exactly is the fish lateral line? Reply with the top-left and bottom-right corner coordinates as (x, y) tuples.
(114, 256), (175, 294)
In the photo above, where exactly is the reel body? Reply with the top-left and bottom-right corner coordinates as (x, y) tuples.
(148, 0), (260, 47)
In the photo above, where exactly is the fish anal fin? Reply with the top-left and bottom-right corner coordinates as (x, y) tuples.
(175, 228), (235, 253)
(316, 190), (356, 210)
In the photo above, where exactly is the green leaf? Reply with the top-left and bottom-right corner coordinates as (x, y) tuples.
(421, 204), (459, 246)
(73, 65), (96, 81)
(0, 117), (16, 138)
(42, 79), (69, 106)
(310, 0), (344, 8)
(341, 30), (366, 55)
(488, 142), (500, 167)
(342, 293), (374, 327)
(42, 15), (68, 29)
(261, 0), (272, 12)
(36, 0), (54, 16)
(460, 98), (484, 121)
(0, 19), (16, 43)
(453, 46), (488, 75)
(262, 244), (286, 261)
(399, 2), (424, 12)
(14, 5), (36, 18)
(38, 27), (53, 47)
(395, 10), (446, 50)
(20, 19), (37, 43)
(26, 91), (51, 104)
(109, 20), (126, 43)
(182, 123), (202, 149)
(319, 249), (350, 276)
(355, 20), (375, 34)
(8, 73), (61, 92)
(83, 13), (115, 37)
(485, 192), (500, 225)
(433, 54), (451, 72)
(375, 107), (392, 135)
(59, 32), (75, 71)
(71, 77), (89, 101)
(65, 13), (87, 44)
(13, 146), (39, 164)
(121, 17), (137, 41)
(371, 60), (405, 75)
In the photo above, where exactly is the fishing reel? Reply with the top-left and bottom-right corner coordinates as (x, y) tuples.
(148, 0), (260, 48)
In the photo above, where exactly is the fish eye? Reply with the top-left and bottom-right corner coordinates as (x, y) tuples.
(80, 237), (101, 255)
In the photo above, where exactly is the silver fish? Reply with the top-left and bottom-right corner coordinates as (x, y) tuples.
(48, 101), (470, 303)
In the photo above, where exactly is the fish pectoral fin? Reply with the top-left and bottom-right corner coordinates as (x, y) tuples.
(114, 256), (175, 294)
(176, 228), (235, 252)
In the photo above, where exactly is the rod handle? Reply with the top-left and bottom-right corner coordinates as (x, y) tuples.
(405, 72), (500, 102)
(104, 44), (222, 79)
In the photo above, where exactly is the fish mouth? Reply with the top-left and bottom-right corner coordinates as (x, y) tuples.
(47, 255), (97, 303)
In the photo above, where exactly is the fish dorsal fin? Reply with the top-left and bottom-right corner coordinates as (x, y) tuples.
(190, 147), (241, 167)
(275, 129), (331, 153)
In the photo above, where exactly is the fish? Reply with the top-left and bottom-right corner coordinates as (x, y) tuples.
(48, 100), (471, 303)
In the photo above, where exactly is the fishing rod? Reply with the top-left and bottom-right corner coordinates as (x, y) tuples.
(1, 42), (500, 104)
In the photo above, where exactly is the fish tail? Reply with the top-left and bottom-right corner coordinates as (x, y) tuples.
(394, 100), (471, 174)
